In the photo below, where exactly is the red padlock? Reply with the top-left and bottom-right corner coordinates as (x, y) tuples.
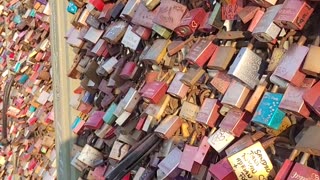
(174, 8), (206, 37)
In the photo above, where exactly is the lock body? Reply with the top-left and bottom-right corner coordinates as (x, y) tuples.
(252, 5), (282, 42)
(273, 44), (308, 87)
(302, 45), (320, 77)
(210, 71), (232, 94)
(208, 46), (236, 70)
(155, 115), (182, 139)
(158, 147), (183, 178)
(207, 128), (235, 153)
(279, 78), (315, 117)
(221, 80), (251, 109)
(174, 8), (206, 37)
(228, 47), (262, 89)
(252, 92), (285, 130)
(186, 39), (217, 67)
(141, 81), (168, 104)
(303, 81), (320, 115)
(142, 39), (170, 64)
(167, 72), (189, 99)
(209, 158), (237, 180)
(196, 98), (221, 128)
(180, 67), (205, 86)
(274, 0), (314, 30)
(178, 145), (201, 174)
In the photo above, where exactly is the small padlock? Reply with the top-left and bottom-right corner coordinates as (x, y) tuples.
(207, 41), (236, 70)
(144, 94), (171, 120)
(303, 81), (320, 116)
(252, 85), (286, 130)
(209, 157), (237, 180)
(142, 39), (170, 65)
(103, 20), (128, 44)
(109, 140), (130, 161)
(99, 3), (115, 23)
(167, 72), (189, 99)
(83, 26), (104, 44)
(207, 128), (235, 153)
(131, 25), (152, 41)
(174, 8), (206, 37)
(196, 94), (221, 128)
(274, 0), (314, 30)
(152, 0), (187, 31)
(194, 136), (211, 164)
(121, 25), (141, 51)
(219, 108), (252, 137)
(120, 0), (140, 21)
(252, 5), (282, 43)
(155, 109), (182, 139)
(84, 111), (104, 130)
(157, 147), (183, 179)
(179, 90), (200, 122)
(245, 79), (267, 113)
(273, 36), (308, 87)
(185, 37), (217, 67)
(179, 144), (201, 174)
(221, 80), (251, 109)
(302, 34), (320, 77)
(238, 5), (260, 24)
(210, 71), (232, 94)
(227, 40), (263, 89)
(119, 55), (139, 80)
(180, 66), (206, 87)
(279, 78), (315, 117)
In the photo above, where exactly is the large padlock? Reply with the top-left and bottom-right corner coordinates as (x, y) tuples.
(272, 36), (308, 87)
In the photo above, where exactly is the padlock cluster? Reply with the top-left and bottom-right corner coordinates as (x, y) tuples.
(66, 0), (320, 179)
(0, 0), (55, 179)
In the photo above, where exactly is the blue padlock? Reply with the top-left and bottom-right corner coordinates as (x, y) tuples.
(67, 1), (78, 14)
(252, 91), (285, 130)
(19, 74), (29, 84)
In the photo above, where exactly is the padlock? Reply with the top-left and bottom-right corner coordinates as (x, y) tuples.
(219, 108), (252, 137)
(119, 56), (139, 80)
(91, 39), (107, 57)
(131, 25), (152, 41)
(141, 71), (174, 104)
(303, 81), (320, 116)
(225, 133), (264, 156)
(120, 0), (140, 21)
(245, 79), (267, 113)
(83, 26), (104, 44)
(252, 85), (286, 130)
(167, 72), (189, 99)
(144, 94), (170, 121)
(252, 5), (282, 43)
(194, 136), (211, 164)
(110, 2), (126, 20)
(141, 39), (170, 65)
(179, 90), (200, 122)
(210, 71), (232, 94)
(272, 36), (308, 87)
(99, 3), (115, 23)
(84, 111), (104, 130)
(109, 140), (130, 161)
(185, 37), (217, 67)
(221, 80), (251, 109)
(152, 0), (187, 31)
(142, 0), (160, 10)
(152, 23), (172, 39)
(131, 4), (159, 29)
(274, 0), (314, 30)
(206, 2), (224, 29)
(86, 14), (101, 29)
(302, 35), (320, 77)
(279, 78), (315, 117)
(103, 20), (128, 44)
(178, 144), (201, 174)
(227, 40), (263, 89)
(207, 41), (236, 70)
(221, 2), (243, 21)
(295, 123), (320, 156)
(207, 128), (235, 153)
(196, 95), (221, 128)
(167, 35), (195, 56)
(120, 25), (141, 51)
(238, 5), (260, 24)
(209, 157), (237, 180)
(155, 109), (182, 139)
(94, 123), (113, 139)
(174, 8), (206, 37)
(103, 103), (117, 124)
(227, 141), (275, 179)
(78, 144), (104, 167)
(180, 66), (206, 87)
(114, 87), (141, 116)
(158, 147), (183, 179)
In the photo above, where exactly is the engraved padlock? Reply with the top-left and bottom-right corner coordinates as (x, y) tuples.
(196, 94), (221, 128)
(272, 36), (308, 87)
(274, 0), (314, 30)
(152, 0), (187, 31)
(227, 40), (263, 89)
(121, 25), (141, 51)
(185, 37), (217, 67)
(132, 4), (159, 29)
(174, 8), (206, 37)
(252, 5), (282, 42)
(221, 80), (251, 109)
(279, 78), (315, 118)
(207, 128), (235, 153)
(219, 108), (252, 137)
(179, 90), (200, 122)
(252, 85), (286, 130)
(210, 71), (232, 94)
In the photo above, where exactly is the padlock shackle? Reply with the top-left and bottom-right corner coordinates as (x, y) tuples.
(279, 30), (296, 49)
(299, 153), (310, 165)
(289, 149), (300, 161)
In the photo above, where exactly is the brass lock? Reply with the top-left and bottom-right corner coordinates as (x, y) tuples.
(302, 35), (320, 77)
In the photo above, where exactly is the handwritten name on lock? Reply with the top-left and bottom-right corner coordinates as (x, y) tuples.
(228, 142), (275, 180)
